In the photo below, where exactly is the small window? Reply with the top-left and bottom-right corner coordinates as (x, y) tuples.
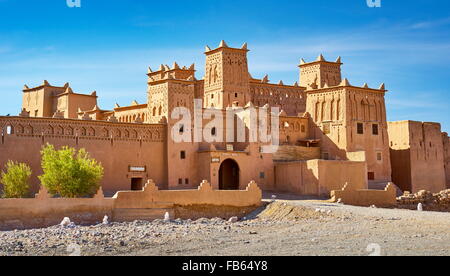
(235, 93), (238, 98)
(185, 178), (189, 185)
(6, 125), (13, 135)
(372, 124), (379, 135)
(180, 151), (186, 159)
(259, 172), (265, 179)
(377, 152), (382, 161)
(211, 94), (214, 99)
(179, 125), (184, 134)
(323, 123), (331, 134)
(211, 127), (217, 136)
(357, 123), (364, 134)
(178, 178), (183, 185)
(323, 152), (330, 160)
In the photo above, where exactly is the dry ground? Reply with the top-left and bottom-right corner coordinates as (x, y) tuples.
(0, 196), (449, 256)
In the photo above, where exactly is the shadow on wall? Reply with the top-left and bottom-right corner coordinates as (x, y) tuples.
(389, 149), (412, 193)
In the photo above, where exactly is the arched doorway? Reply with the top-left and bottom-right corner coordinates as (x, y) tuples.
(219, 159), (240, 190)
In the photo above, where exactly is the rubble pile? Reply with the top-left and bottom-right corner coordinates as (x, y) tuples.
(397, 190), (450, 212)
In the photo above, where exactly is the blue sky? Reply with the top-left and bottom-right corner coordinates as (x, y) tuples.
(0, 0), (449, 131)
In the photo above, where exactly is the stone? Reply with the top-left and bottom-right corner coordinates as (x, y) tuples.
(228, 217), (239, 223)
(417, 203), (423, 212)
(164, 212), (170, 222)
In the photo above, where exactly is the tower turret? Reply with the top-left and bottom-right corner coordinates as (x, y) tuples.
(299, 55), (342, 89)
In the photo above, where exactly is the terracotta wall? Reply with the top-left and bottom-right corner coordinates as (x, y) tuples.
(274, 159), (367, 196)
(388, 121), (446, 193)
(443, 133), (450, 189)
(0, 116), (167, 195)
(273, 145), (320, 161)
(0, 180), (262, 230)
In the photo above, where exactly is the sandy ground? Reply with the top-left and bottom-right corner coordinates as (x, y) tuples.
(0, 196), (449, 256)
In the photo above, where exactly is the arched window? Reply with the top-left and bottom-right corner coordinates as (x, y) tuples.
(158, 106), (162, 116)
(211, 127), (217, 136)
(152, 107), (157, 116)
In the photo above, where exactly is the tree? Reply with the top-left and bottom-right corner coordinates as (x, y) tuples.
(1, 161), (32, 198)
(39, 144), (104, 198)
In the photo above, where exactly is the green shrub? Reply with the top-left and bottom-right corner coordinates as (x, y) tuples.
(1, 161), (32, 198)
(38, 144), (104, 198)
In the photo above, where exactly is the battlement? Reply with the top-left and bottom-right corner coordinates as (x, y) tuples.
(147, 62), (196, 83)
(299, 54), (343, 89)
(204, 40), (249, 54)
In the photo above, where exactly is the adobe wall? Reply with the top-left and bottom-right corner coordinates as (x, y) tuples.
(306, 86), (391, 182)
(388, 121), (412, 192)
(274, 159), (367, 196)
(330, 183), (397, 207)
(197, 145), (275, 191)
(388, 121), (446, 193)
(0, 180), (262, 230)
(0, 116), (168, 195)
(273, 145), (320, 161)
(443, 133), (450, 189)
(0, 189), (114, 230)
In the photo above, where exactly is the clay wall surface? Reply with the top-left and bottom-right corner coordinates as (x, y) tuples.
(0, 116), (167, 195)
(330, 183), (397, 207)
(274, 159), (367, 196)
(388, 121), (446, 193)
(0, 180), (262, 230)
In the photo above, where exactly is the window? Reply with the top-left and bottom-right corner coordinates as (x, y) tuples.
(211, 94), (214, 99)
(377, 152), (382, 161)
(211, 127), (217, 136)
(178, 178), (183, 185)
(185, 178), (189, 185)
(323, 152), (330, 160)
(357, 123), (364, 134)
(235, 93), (238, 98)
(179, 124), (184, 134)
(180, 151), (186, 159)
(323, 123), (331, 134)
(301, 125), (306, 133)
(372, 124), (379, 135)
(6, 126), (13, 135)
(259, 172), (265, 179)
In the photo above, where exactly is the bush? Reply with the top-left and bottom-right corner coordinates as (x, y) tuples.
(38, 144), (104, 198)
(1, 161), (32, 198)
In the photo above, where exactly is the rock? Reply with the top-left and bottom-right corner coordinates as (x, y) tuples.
(102, 215), (109, 225)
(164, 212), (170, 222)
(60, 217), (74, 228)
(417, 203), (423, 212)
(228, 217), (239, 223)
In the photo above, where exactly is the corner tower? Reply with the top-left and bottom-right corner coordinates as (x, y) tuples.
(299, 55), (342, 89)
(203, 41), (250, 109)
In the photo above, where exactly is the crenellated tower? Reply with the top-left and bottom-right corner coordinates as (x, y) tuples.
(203, 41), (250, 109)
(299, 55), (342, 89)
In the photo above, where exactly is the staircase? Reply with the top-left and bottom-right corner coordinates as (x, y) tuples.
(368, 181), (403, 197)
